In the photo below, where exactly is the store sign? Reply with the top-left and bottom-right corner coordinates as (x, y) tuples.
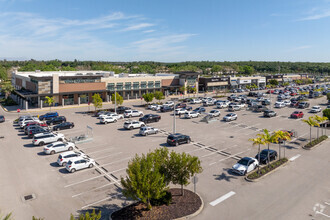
(64, 79), (96, 83)
(210, 77), (229, 82)
(259, 79), (266, 83)
(238, 79), (251, 84)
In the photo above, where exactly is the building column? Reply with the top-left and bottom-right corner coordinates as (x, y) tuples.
(41, 100), (43, 109)
(25, 100), (28, 110)
(62, 98), (64, 107)
(127, 94), (129, 100)
(78, 97), (81, 105)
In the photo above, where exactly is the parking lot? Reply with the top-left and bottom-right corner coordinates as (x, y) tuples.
(0, 90), (329, 220)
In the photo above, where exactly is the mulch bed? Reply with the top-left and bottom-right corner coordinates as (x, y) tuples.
(111, 188), (202, 220)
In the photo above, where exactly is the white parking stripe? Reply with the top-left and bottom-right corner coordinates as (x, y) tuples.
(101, 157), (131, 167)
(289, 154), (301, 161)
(94, 152), (122, 160)
(86, 147), (114, 155)
(187, 144), (217, 153)
(201, 145), (238, 158)
(72, 181), (120, 198)
(81, 193), (121, 209)
(78, 143), (108, 150)
(209, 191), (236, 206)
(209, 149), (251, 166)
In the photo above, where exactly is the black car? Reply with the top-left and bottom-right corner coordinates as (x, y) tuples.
(116, 106), (131, 114)
(53, 122), (74, 131)
(253, 105), (268, 112)
(46, 116), (67, 125)
(0, 115), (5, 123)
(261, 100), (270, 106)
(193, 107), (206, 113)
(167, 133), (191, 146)
(160, 105), (174, 112)
(28, 127), (50, 138)
(263, 110), (277, 117)
(298, 102), (310, 109)
(255, 149), (277, 164)
(139, 114), (161, 123)
(175, 103), (187, 109)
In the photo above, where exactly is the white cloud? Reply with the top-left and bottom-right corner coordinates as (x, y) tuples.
(298, 8), (330, 21)
(143, 30), (155, 33)
(285, 45), (312, 52)
(121, 23), (154, 31)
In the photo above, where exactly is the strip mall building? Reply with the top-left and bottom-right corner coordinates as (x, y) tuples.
(11, 70), (311, 109)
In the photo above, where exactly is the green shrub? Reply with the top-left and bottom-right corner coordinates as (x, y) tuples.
(247, 158), (288, 180)
(0, 97), (18, 106)
(151, 191), (172, 206)
(304, 135), (328, 148)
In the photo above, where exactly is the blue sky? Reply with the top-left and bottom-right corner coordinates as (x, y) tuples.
(0, 0), (330, 62)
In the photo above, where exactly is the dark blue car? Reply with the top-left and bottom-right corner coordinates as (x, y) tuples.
(39, 112), (59, 121)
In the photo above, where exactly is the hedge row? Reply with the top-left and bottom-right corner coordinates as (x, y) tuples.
(304, 135), (328, 149)
(247, 158), (288, 180)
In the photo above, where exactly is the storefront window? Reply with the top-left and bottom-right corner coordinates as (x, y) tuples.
(116, 83), (123, 91)
(148, 81), (154, 88)
(107, 83), (115, 91)
(125, 82), (131, 90)
(155, 81), (161, 88)
(141, 81), (147, 89)
(133, 82), (139, 89)
(80, 94), (89, 104)
(63, 94), (74, 105)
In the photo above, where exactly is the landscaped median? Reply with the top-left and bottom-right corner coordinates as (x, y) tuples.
(245, 158), (288, 182)
(302, 135), (328, 150)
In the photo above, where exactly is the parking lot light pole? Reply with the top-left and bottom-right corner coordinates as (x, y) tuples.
(114, 87), (117, 114)
(171, 98), (178, 134)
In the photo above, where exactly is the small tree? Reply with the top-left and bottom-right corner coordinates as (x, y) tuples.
(70, 210), (101, 220)
(121, 152), (168, 210)
(302, 116), (319, 145)
(44, 96), (54, 112)
(323, 109), (330, 119)
(154, 91), (165, 103)
(273, 130), (291, 159)
(314, 115), (328, 137)
(257, 129), (277, 168)
(111, 92), (124, 106)
(0, 81), (14, 99)
(268, 79), (279, 86)
(327, 93), (330, 102)
(167, 151), (202, 196)
(142, 93), (154, 104)
(179, 86), (186, 95)
(0, 210), (12, 220)
(92, 93), (103, 111)
(249, 137), (265, 176)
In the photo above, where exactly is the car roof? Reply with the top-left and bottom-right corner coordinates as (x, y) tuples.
(60, 151), (81, 156)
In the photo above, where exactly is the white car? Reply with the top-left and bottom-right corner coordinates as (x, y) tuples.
(175, 108), (188, 115)
(100, 116), (118, 124)
(43, 141), (75, 155)
(184, 111), (200, 119)
(164, 101), (174, 107)
(232, 157), (259, 175)
(216, 102), (229, 109)
(66, 158), (95, 173)
(150, 104), (162, 111)
(190, 99), (202, 104)
(283, 100), (291, 106)
(209, 110), (221, 117)
(33, 132), (65, 146)
(228, 105), (241, 111)
(123, 120), (146, 130)
(19, 118), (40, 128)
(124, 110), (144, 118)
(99, 113), (124, 120)
(310, 106), (321, 113)
(139, 126), (159, 136)
(223, 113), (237, 121)
(57, 151), (86, 166)
(275, 101), (285, 108)
(148, 104), (158, 109)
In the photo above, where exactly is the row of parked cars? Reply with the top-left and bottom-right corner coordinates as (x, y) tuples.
(14, 113), (95, 173)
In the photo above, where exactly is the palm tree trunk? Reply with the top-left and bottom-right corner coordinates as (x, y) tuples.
(278, 143), (281, 159)
(181, 184), (184, 196)
(310, 126), (312, 145)
(317, 127), (319, 140)
(267, 143), (270, 168)
(283, 141), (286, 158)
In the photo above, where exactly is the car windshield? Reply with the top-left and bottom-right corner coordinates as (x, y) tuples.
(260, 150), (269, 156)
(238, 158), (250, 166)
(67, 161), (72, 165)
(293, 111), (299, 114)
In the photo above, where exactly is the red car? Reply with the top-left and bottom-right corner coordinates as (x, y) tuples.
(290, 111), (304, 118)
(25, 121), (48, 128)
(267, 90), (274, 94)
(290, 92), (297, 96)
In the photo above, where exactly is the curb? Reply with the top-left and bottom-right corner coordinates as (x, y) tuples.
(109, 191), (204, 220)
(0, 103), (8, 112)
(302, 137), (329, 150)
(245, 160), (289, 182)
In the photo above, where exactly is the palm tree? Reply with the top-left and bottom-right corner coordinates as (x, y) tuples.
(273, 130), (292, 159)
(257, 129), (277, 167)
(249, 137), (265, 175)
(302, 116), (319, 145)
(0, 211), (12, 220)
(44, 96), (55, 112)
(0, 80), (14, 99)
(314, 115), (328, 138)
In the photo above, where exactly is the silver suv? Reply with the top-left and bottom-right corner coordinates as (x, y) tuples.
(123, 120), (145, 130)
(32, 132), (65, 146)
(139, 126), (159, 136)
(124, 110), (144, 118)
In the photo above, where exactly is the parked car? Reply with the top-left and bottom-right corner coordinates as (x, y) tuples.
(123, 120), (145, 130)
(167, 133), (191, 146)
(255, 149), (277, 164)
(290, 101), (300, 107)
(175, 103), (187, 109)
(113, 106), (130, 114)
(53, 122), (74, 131)
(261, 100), (271, 106)
(66, 158), (95, 173)
(283, 100), (291, 106)
(43, 141), (75, 155)
(19, 117), (40, 128)
(139, 126), (159, 136)
(275, 101), (285, 108)
(149, 104), (162, 111)
(124, 110), (144, 118)
(216, 101), (230, 109)
(27, 126), (50, 138)
(0, 115), (5, 123)
(163, 101), (174, 107)
(139, 114), (161, 123)
(190, 98), (202, 104)
(175, 108), (188, 116)
(39, 112), (59, 121)
(291, 111), (304, 119)
(263, 110), (277, 117)
(57, 151), (86, 166)
(232, 157), (259, 175)
(310, 106), (321, 113)
(298, 102), (310, 109)
(184, 111), (200, 119)
(223, 113), (237, 121)
(46, 116), (66, 125)
(252, 105), (268, 112)
(32, 132), (65, 146)
(193, 107), (206, 113)
(160, 105), (174, 112)
(100, 116), (118, 124)
(208, 110), (221, 117)
(228, 105), (241, 111)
